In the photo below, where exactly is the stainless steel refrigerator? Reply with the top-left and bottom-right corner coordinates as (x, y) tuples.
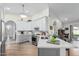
(0, 20), (6, 56)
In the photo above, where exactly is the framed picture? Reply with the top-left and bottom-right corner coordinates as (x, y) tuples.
(50, 26), (53, 30)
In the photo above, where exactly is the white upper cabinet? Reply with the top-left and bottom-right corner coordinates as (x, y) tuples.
(16, 16), (47, 31)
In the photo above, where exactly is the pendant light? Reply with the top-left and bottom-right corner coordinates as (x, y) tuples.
(20, 4), (27, 19)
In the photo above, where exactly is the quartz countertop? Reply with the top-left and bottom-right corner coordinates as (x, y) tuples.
(37, 38), (75, 48)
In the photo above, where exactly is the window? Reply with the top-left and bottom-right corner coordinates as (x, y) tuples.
(73, 27), (79, 35)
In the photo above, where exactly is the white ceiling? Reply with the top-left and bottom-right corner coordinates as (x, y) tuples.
(49, 3), (79, 24)
(0, 3), (48, 17)
(1, 3), (79, 24)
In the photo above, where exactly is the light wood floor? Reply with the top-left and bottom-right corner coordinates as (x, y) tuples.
(69, 48), (79, 56)
(4, 41), (79, 56)
(5, 42), (38, 56)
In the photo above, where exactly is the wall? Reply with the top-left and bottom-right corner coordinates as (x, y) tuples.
(48, 17), (63, 35)
(49, 7), (63, 35)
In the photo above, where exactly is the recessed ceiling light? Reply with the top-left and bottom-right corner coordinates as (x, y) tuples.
(5, 7), (11, 10)
(20, 14), (28, 18)
(64, 18), (68, 21)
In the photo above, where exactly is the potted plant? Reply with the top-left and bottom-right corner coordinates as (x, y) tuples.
(50, 35), (57, 44)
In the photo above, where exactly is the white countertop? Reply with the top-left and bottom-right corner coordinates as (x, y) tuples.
(37, 38), (75, 48)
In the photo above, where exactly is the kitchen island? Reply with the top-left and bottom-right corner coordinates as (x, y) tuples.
(37, 38), (75, 56)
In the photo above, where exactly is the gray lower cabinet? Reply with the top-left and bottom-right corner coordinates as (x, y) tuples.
(38, 48), (60, 56)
